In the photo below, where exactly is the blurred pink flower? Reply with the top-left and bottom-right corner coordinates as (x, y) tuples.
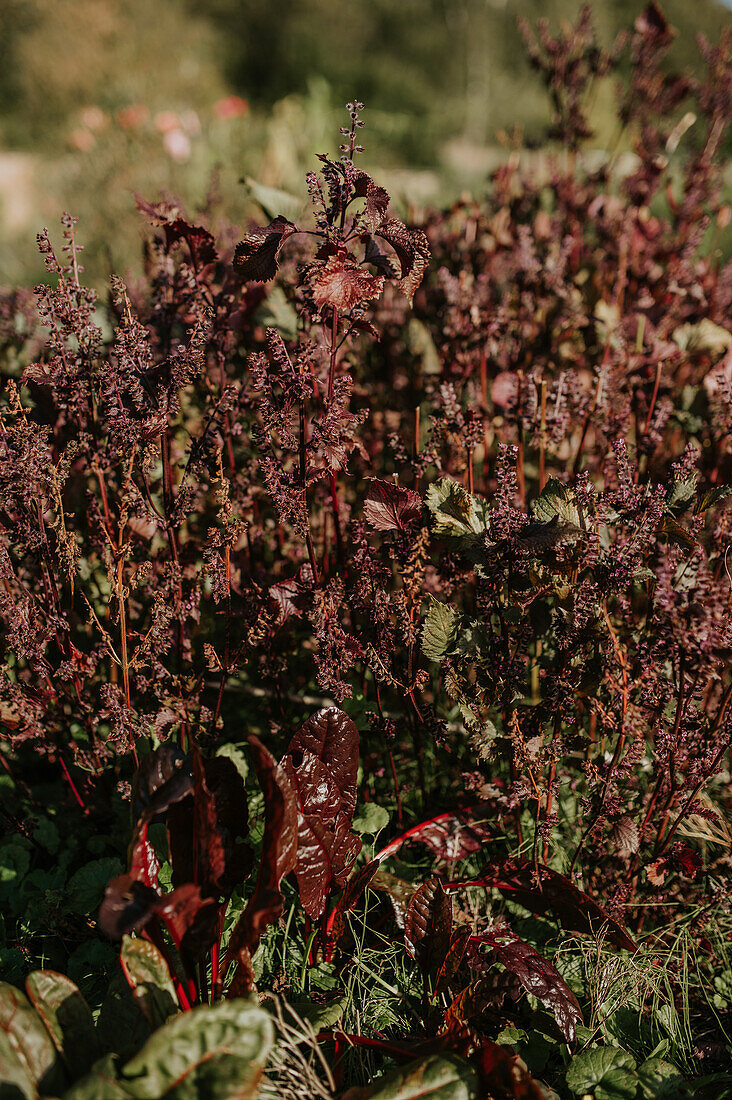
(163, 128), (191, 163)
(69, 128), (96, 152)
(155, 110), (180, 135)
(213, 95), (249, 120)
(116, 104), (150, 131)
(80, 106), (107, 131)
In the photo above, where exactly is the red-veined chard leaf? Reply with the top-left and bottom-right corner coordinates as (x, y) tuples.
(404, 876), (453, 985)
(467, 933), (583, 1044)
(445, 859), (638, 953)
(376, 806), (494, 864)
(283, 707), (362, 918)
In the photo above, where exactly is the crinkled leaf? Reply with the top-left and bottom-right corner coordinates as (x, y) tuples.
(134, 195), (217, 268)
(233, 216), (297, 282)
(311, 254), (384, 311)
(25, 970), (98, 1079)
(566, 1046), (638, 1099)
(283, 708), (362, 917)
(404, 876), (453, 984)
(364, 478), (423, 532)
(119, 998), (273, 1099)
(425, 479), (488, 538)
(531, 479), (582, 527)
(67, 857), (125, 915)
(353, 170), (390, 234)
(469, 935), (583, 1044)
(119, 936), (178, 1028)
(673, 319), (732, 357)
(375, 218), (430, 305)
(422, 600), (461, 663)
(0, 980), (62, 1095)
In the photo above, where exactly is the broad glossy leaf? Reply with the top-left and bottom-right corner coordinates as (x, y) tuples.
(98, 875), (162, 939)
(119, 997), (273, 1099)
(347, 1053), (479, 1099)
(565, 1046), (638, 1099)
(284, 708), (362, 918)
(0, 980), (62, 1095)
(468, 934), (583, 1044)
(286, 707), (359, 818)
(25, 970), (98, 1078)
(129, 822), (161, 890)
(404, 877), (453, 984)
(455, 860), (637, 953)
(120, 936), (178, 1027)
(364, 479), (422, 532)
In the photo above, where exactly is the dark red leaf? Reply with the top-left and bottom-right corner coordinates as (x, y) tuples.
(469, 933), (583, 1044)
(129, 822), (161, 890)
(286, 707), (360, 819)
(134, 195), (217, 268)
(376, 806), (494, 864)
(353, 170), (390, 234)
(98, 874), (160, 939)
(375, 218), (430, 305)
(132, 743), (193, 823)
(311, 253), (384, 311)
(363, 478), (423, 532)
(447, 859), (638, 953)
(435, 927), (471, 995)
(283, 708), (362, 918)
(404, 876), (453, 983)
(233, 216), (297, 282)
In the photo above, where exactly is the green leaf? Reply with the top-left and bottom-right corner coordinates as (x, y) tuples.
(422, 599), (460, 662)
(425, 479), (488, 539)
(96, 971), (152, 1061)
(355, 1053), (480, 1098)
(215, 744), (249, 785)
(531, 478), (582, 527)
(62, 1054), (135, 1099)
(25, 970), (98, 1080)
(566, 1047), (638, 1100)
(352, 803), (390, 836)
(284, 995), (347, 1031)
(637, 1057), (690, 1098)
(665, 474), (697, 511)
(119, 937), (178, 1028)
(243, 177), (304, 223)
(119, 997), (273, 1099)
(66, 858), (124, 916)
(0, 980), (63, 1096)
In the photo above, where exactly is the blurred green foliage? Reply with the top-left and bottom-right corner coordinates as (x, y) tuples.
(0, 0), (729, 285)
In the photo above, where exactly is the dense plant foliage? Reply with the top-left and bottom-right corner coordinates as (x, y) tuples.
(1, 6), (731, 1097)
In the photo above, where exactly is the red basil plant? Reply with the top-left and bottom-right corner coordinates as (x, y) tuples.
(1, 6), (731, 1096)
